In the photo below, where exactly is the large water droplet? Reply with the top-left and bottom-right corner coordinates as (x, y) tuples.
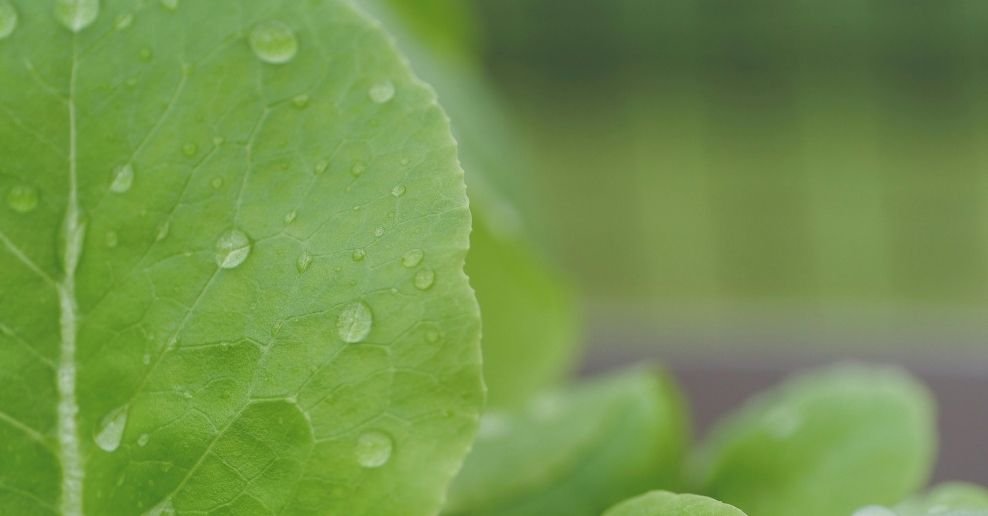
(355, 430), (393, 468)
(296, 252), (312, 273)
(94, 405), (128, 452)
(414, 269), (435, 290)
(337, 301), (372, 344)
(159, 0), (178, 11)
(401, 249), (423, 268)
(368, 81), (395, 104)
(110, 163), (134, 193)
(55, 0), (99, 32)
(0, 1), (18, 39)
(6, 185), (39, 213)
(249, 21), (298, 64)
(214, 228), (251, 269)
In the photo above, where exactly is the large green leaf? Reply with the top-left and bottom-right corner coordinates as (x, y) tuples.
(0, 1), (482, 514)
(853, 482), (988, 516)
(443, 365), (688, 516)
(693, 365), (936, 516)
(603, 491), (747, 516)
(363, 0), (580, 408)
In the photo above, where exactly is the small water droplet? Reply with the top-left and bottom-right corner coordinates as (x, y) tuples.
(155, 221), (170, 242)
(292, 94), (309, 108)
(137, 433), (150, 447)
(414, 269), (435, 290)
(426, 328), (442, 343)
(146, 497), (175, 516)
(55, 0), (99, 32)
(391, 184), (406, 198)
(113, 12), (132, 30)
(355, 430), (393, 468)
(374, 227), (385, 238)
(94, 405), (129, 453)
(6, 185), (39, 213)
(284, 210), (297, 224)
(314, 159), (329, 174)
(337, 301), (372, 344)
(142, 352), (151, 365)
(350, 162), (366, 176)
(400, 157), (410, 166)
(212, 136), (224, 146)
(214, 228), (251, 269)
(110, 163), (134, 193)
(0, 1), (18, 39)
(138, 47), (153, 62)
(104, 231), (118, 248)
(350, 248), (366, 262)
(210, 177), (223, 189)
(368, 80), (395, 104)
(249, 20), (298, 64)
(159, 0), (178, 11)
(181, 142), (197, 156)
(296, 252), (312, 273)
(401, 249), (423, 268)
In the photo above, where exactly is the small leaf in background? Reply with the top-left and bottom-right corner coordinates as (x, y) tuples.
(603, 491), (748, 516)
(693, 364), (936, 516)
(444, 365), (688, 516)
(0, 1), (481, 514)
(853, 482), (988, 516)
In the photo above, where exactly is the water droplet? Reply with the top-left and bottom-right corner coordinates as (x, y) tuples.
(0, 1), (18, 39)
(414, 269), (435, 290)
(355, 430), (393, 468)
(292, 94), (309, 108)
(350, 248), (366, 262)
(249, 21), (298, 64)
(113, 13), (132, 30)
(214, 228), (251, 269)
(159, 0), (178, 11)
(296, 252), (312, 273)
(110, 163), (134, 193)
(374, 227), (385, 238)
(284, 210), (297, 224)
(368, 80), (395, 104)
(104, 231), (118, 248)
(55, 0), (99, 32)
(181, 142), (197, 156)
(146, 497), (175, 516)
(212, 136), (224, 146)
(142, 352), (151, 365)
(391, 184), (406, 198)
(6, 185), (39, 213)
(350, 162), (366, 176)
(400, 249), (424, 268)
(337, 301), (372, 344)
(155, 221), (170, 242)
(426, 328), (442, 343)
(314, 159), (329, 174)
(138, 47), (153, 62)
(400, 157), (410, 166)
(210, 177), (223, 189)
(137, 433), (150, 447)
(94, 405), (128, 453)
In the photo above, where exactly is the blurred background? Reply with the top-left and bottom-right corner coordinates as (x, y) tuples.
(377, 0), (988, 482)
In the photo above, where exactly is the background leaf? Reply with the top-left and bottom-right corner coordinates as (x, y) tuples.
(603, 491), (747, 516)
(694, 364), (936, 516)
(444, 365), (688, 516)
(0, 0), (481, 514)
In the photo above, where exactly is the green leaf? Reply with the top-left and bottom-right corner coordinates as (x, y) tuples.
(694, 364), (936, 516)
(364, 0), (580, 407)
(603, 491), (747, 516)
(444, 365), (688, 516)
(856, 482), (988, 516)
(0, 1), (482, 514)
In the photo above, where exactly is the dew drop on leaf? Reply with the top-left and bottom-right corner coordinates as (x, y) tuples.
(374, 226), (385, 238)
(137, 433), (150, 447)
(138, 47), (153, 62)
(54, 0), (99, 33)
(104, 231), (118, 248)
(210, 177), (223, 189)
(350, 161), (366, 176)
(110, 163), (134, 193)
(284, 210), (297, 224)
(292, 94), (310, 109)
(159, 0), (177, 11)
(355, 430), (393, 468)
(0, 0), (17, 39)
(181, 142), (197, 156)
(337, 301), (373, 344)
(94, 405), (129, 453)
(113, 13), (133, 31)
(146, 498), (175, 516)
(6, 185), (39, 213)
(296, 251), (312, 273)
(214, 228), (251, 269)
(155, 221), (170, 242)
(391, 184), (406, 197)
(314, 159), (329, 174)
(414, 269), (435, 290)
(249, 21), (298, 64)
(351, 248), (366, 262)
(401, 249), (423, 268)
(368, 80), (395, 104)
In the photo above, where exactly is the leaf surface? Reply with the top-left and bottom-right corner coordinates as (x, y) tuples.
(0, 1), (481, 514)
(603, 491), (747, 516)
(853, 482), (988, 516)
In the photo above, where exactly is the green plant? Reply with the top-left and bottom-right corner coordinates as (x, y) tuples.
(0, 1), (985, 515)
